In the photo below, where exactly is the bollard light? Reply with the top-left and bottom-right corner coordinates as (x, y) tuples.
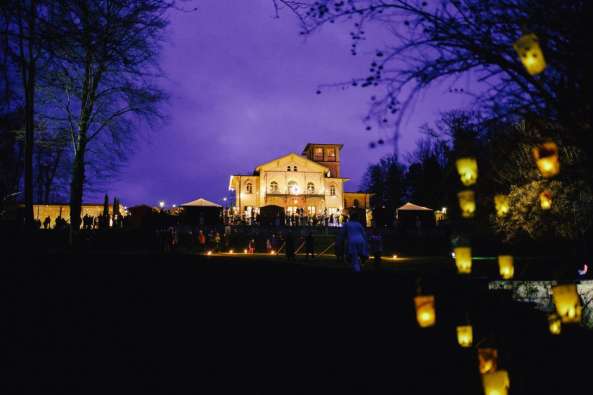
(548, 313), (562, 335)
(513, 33), (546, 75)
(478, 348), (498, 374)
(456, 325), (473, 348)
(482, 370), (510, 395)
(414, 295), (436, 328)
(551, 284), (582, 324)
(457, 190), (476, 218)
(532, 142), (560, 178)
(498, 255), (515, 280)
(454, 246), (472, 274)
(456, 157), (478, 186)
(539, 190), (553, 210)
(494, 194), (510, 218)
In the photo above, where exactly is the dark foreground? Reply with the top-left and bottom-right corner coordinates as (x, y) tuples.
(2, 253), (591, 394)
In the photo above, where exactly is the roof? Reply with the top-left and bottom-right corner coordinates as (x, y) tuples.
(180, 198), (222, 208)
(302, 143), (344, 154)
(255, 152), (329, 173)
(397, 202), (433, 211)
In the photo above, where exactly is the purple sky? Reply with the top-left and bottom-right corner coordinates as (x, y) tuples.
(111, 0), (471, 207)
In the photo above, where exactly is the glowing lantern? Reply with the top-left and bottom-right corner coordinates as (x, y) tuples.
(498, 255), (515, 280)
(494, 194), (510, 218)
(539, 190), (552, 210)
(454, 246), (472, 274)
(548, 313), (562, 335)
(551, 284), (582, 324)
(456, 157), (478, 186)
(456, 325), (473, 348)
(478, 348), (498, 374)
(482, 370), (510, 395)
(513, 33), (546, 75)
(414, 295), (436, 328)
(457, 190), (476, 218)
(532, 142), (560, 178)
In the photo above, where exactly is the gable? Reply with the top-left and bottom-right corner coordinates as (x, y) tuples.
(256, 153), (329, 173)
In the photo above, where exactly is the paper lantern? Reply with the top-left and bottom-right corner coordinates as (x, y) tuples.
(414, 295), (436, 328)
(498, 255), (515, 280)
(551, 284), (582, 324)
(457, 190), (476, 218)
(456, 157), (478, 186)
(539, 190), (552, 210)
(548, 313), (562, 335)
(454, 247), (472, 274)
(513, 33), (546, 75)
(494, 194), (510, 218)
(482, 370), (510, 395)
(456, 325), (473, 348)
(478, 348), (498, 374)
(532, 142), (560, 178)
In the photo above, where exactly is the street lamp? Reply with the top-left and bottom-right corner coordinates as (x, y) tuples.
(159, 201), (165, 209)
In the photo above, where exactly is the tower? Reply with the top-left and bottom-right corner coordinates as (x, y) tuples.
(302, 143), (343, 178)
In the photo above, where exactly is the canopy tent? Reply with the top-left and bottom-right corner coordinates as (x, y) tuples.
(396, 202), (433, 212)
(396, 202), (435, 229)
(180, 198), (222, 208)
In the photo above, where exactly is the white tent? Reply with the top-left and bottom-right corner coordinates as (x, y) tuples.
(397, 202), (433, 212)
(180, 198), (222, 208)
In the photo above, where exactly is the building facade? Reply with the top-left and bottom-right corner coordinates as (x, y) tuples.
(228, 143), (371, 224)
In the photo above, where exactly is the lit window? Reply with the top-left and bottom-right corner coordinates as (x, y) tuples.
(330, 185), (336, 196)
(326, 148), (336, 161)
(307, 182), (315, 194)
(307, 206), (316, 215)
(245, 182), (253, 194)
(270, 181), (278, 193)
(314, 147), (324, 161)
(288, 181), (299, 195)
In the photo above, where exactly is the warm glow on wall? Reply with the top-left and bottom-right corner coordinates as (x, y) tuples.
(513, 33), (546, 75)
(498, 255), (515, 280)
(457, 190), (476, 218)
(414, 295), (436, 328)
(539, 190), (552, 210)
(456, 325), (473, 348)
(454, 246), (472, 274)
(548, 313), (562, 335)
(494, 194), (510, 218)
(532, 142), (560, 178)
(456, 157), (478, 186)
(551, 284), (582, 324)
(482, 370), (510, 395)
(478, 348), (498, 374)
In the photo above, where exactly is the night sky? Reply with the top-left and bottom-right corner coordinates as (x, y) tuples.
(111, 0), (471, 208)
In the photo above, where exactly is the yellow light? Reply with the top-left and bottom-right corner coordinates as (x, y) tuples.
(456, 325), (473, 348)
(392, 254), (398, 259)
(548, 313), (562, 335)
(532, 142), (560, 178)
(482, 370), (510, 395)
(539, 190), (552, 210)
(478, 348), (498, 374)
(551, 284), (582, 324)
(514, 33), (546, 75)
(455, 157), (478, 186)
(206, 250), (212, 256)
(229, 249), (234, 254)
(414, 295), (436, 328)
(243, 249), (248, 254)
(454, 247), (472, 274)
(498, 255), (515, 280)
(270, 250), (276, 255)
(457, 190), (476, 218)
(494, 194), (510, 218)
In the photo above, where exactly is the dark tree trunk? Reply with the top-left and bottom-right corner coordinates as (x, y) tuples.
(69, 141), (86, 231)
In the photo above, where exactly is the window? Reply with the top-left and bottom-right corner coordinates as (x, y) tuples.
(326, 148), (336, 161)
(288, 181), (299, 194)
(307, 182), (315, 194)
(313, 147), (324, 161)
(287, 166), (291, 171)
(353, 199), (360, 208)
(287, 206), (298, 215)
(329, 185), (336, 196)
(270, 181), (278, 193)
(245, 182), (253, 194)
(307, 206), (316, 215)
(293, 166), (298, 172)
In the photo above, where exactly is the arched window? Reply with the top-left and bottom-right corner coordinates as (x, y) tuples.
(329, 185), (336, 196)
(245, 182), (253, 194)
(288, 181), (299, 195)
(307, 182), (315, 194)
(270, 181), (278, 193)
(353, 199), (360, 208)
(287, 166), (291, 171)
